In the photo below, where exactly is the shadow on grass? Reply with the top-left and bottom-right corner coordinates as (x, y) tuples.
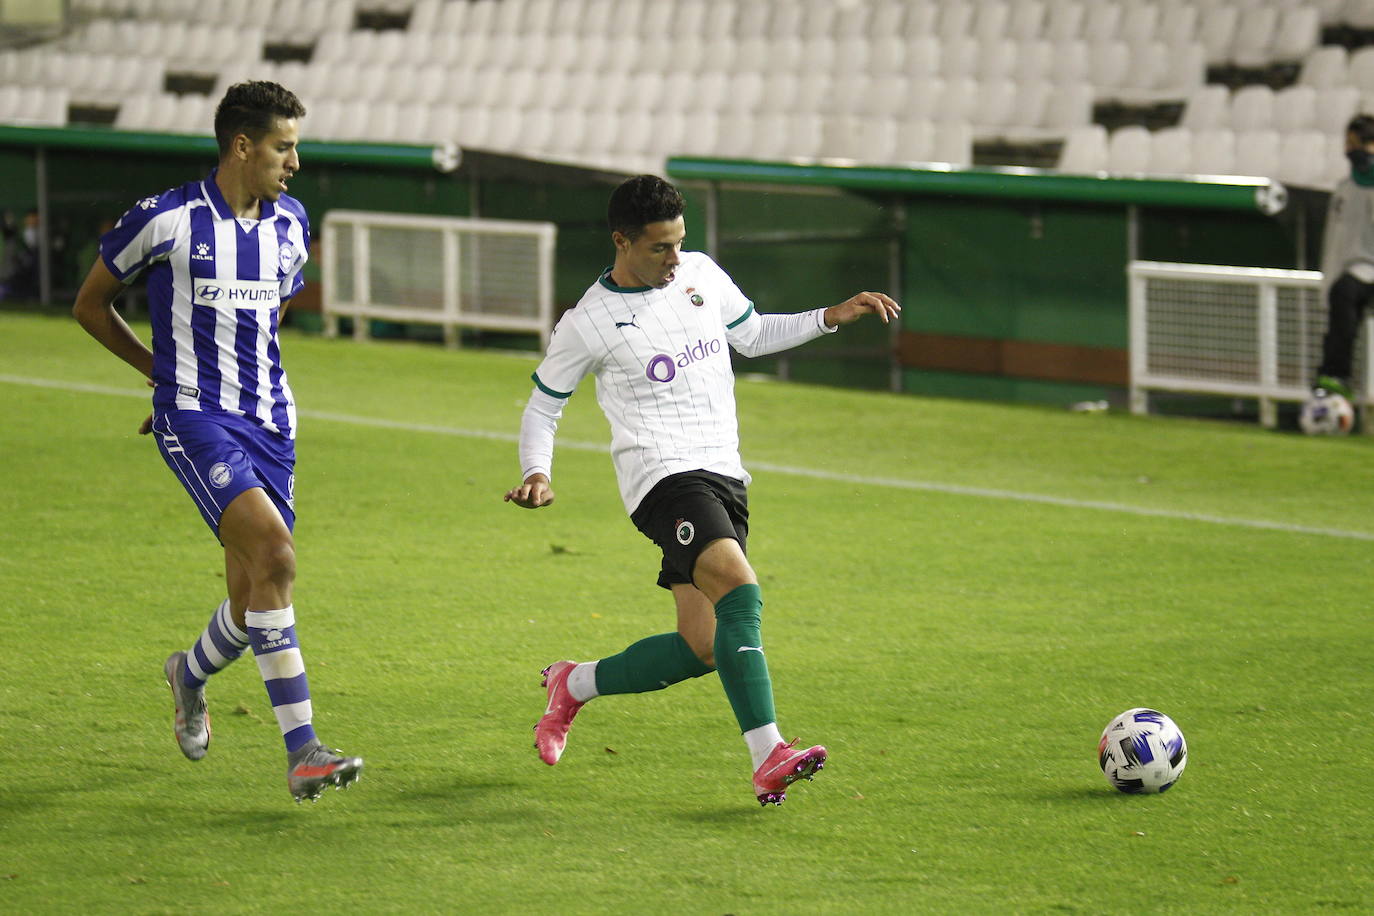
(1036, 785), (1126, 803)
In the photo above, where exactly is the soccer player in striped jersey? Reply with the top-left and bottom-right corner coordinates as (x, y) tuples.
(72, 81), (362, 803)
(505, 175), (900, 806)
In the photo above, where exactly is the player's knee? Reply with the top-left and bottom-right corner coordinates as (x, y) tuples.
(252, 538), (296, 588)
(692, 643), (715, 669)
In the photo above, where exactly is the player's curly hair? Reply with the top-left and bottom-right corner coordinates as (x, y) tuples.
(214, 81), (307, 156)
(607, 175), (685, 240)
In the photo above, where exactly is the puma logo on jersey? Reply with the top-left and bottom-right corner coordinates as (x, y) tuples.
(615, 317), (639, 329)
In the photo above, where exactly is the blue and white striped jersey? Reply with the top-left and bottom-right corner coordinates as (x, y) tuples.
(101, 169), (310, 439)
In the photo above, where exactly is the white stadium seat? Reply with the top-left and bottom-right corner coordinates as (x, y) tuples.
(1089, 40), (1131, 92)
(937, 1), (975, 40)
(931, 121), (972, 166)
(1199, 5), (1240, 66)
(895, 118), (935, 161)
(1343, 0), (1374, 30)
(1277, 130), (1329, 189)
(1106, 125), (1151, 173)
(1120, 3), (1160, 43)
(1270, 6), (1321, 64)
(903, 36), (941, 80)
(1048, 39), (1089, 84)
(1315, 86), (1361, 135)
(1231, 6), (1280, 68)
(1045, 0), (1085, 41)
(1012, 39), (1053, 83)
(901, 1), (939, 38)
(1058, 124), (1108, 172)
(972, 1), (1010, 41)
(1190, 128), (1237, 175)
(1147, 126), (1192, 176)
(976, 38), (1018, 81)
(1039, 80), (1093, 129)
(1231, 129), (1281, 179)
(1300, 46), (1348, 88)
(1229, 84), (1274, 132)
(1181, 85), (1230, 131)
(1348, 46), (1374, 92)
(868, 1), (907, 40)
(1007, 0), (1046, 40)
(975, 79), (1018, 131)
(1082, 1), (1123, 43)
(1273, 85), (1318, 133)
(1156, 2), (1199, 49)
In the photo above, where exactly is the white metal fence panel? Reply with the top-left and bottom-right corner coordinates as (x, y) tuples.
(1128, 260), (1372, 428)
(321, 210), (556, 348)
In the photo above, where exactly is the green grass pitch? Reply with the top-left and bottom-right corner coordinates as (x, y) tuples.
(1, 310), (1371, 913)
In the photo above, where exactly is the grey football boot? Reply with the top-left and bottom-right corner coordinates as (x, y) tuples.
(286, 739), (364, 802)
(163, 651), (210, 761)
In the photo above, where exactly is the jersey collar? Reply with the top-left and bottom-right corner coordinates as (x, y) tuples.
(598, 266), (652, 294)
(202, 168), (276, 222)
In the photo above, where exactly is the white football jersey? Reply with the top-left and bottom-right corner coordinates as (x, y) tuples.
(529, 251), (831, 513)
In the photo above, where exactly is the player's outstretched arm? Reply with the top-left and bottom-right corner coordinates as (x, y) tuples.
(505, 473), (555, 509)
(823, 291), (901, 328)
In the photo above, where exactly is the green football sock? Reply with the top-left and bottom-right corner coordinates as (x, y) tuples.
(594, 632), (713, 696)
(713, 583), (777, 733)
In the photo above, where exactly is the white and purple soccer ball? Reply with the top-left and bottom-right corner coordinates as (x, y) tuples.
(1098, 708), (1188, 794)
(1299, 392), (1355, 436)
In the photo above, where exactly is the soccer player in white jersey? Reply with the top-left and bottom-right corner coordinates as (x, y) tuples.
(72, 81), (363, 803)
(505, 175), (900, 805)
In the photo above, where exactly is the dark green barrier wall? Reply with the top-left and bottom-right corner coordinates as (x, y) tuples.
(3, 128), (1317, 407)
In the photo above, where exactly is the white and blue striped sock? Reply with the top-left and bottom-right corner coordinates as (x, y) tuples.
(183, 599), (249, 689)
(245, 606), (316, 753)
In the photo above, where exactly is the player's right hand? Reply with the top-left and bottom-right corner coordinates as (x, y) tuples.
(504, 473), (554, 509)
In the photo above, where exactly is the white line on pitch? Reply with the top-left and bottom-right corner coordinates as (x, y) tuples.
(6, 373), (1372, 542)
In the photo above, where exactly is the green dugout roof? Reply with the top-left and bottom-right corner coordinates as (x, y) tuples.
(666, 156), (1288, 215)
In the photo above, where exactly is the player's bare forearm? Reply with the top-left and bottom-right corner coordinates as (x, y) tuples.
(504, 473), (555, 509)
(823, 291), (902, 328)
(72, 258), (154, 379)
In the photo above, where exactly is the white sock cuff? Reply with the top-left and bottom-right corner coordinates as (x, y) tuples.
(217, 599), (249, 642)
(244, 605), (295, 630)
(567, 661), (600, 702)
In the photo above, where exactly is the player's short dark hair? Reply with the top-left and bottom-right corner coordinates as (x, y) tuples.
(214, 81), (306, 156)
(1347, 114), (1374, 144)
(607, 175), (684, 241)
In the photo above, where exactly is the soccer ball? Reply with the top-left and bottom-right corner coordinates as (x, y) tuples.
(1299, 392), (1355, 436)
(1098, 708), (1187, 794)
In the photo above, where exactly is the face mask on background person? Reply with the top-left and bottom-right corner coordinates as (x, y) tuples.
(1348, 147), (1374, 185)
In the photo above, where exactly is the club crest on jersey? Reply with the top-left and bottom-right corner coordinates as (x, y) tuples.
(209, 462), (233, 488)
(645, 338), (723, 383)
(278, 242), (297, 273)
(685, 287), (705, 307)
(675, 518), (695, 545)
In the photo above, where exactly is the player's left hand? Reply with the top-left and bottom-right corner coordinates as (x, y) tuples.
(824, 292), (901, 328)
